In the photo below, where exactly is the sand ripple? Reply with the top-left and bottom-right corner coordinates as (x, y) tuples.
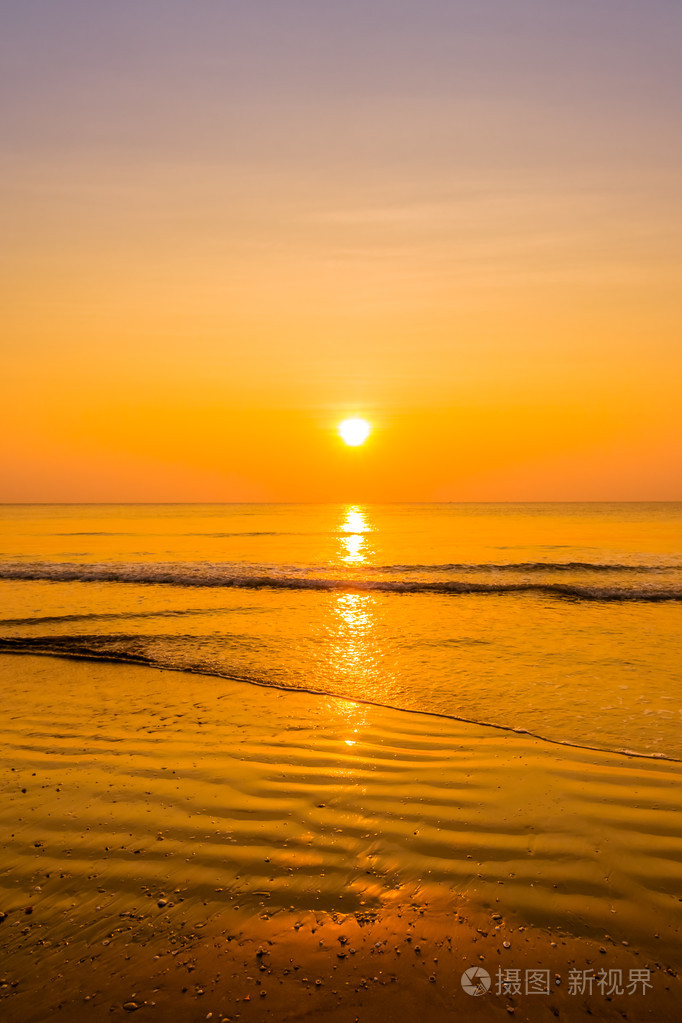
(1, 654), (681, 968)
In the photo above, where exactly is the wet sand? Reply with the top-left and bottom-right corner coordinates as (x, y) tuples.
(1, 654), (681, 1021)
(2, 895), (679, 1022)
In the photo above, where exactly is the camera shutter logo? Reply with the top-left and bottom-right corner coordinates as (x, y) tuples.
(461, 966), (491, 996)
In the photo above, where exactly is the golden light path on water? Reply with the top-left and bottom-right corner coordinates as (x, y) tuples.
(339, 506), (370, 564)
(328, 506), (381, 753)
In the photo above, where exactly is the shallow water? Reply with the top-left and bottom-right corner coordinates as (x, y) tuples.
(1, 503), (680, 757)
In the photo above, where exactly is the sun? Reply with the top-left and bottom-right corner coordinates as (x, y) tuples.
(338, 418), (371, 446)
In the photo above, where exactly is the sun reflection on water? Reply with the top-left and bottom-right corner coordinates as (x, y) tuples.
(341, 508), (368, 534)
(322, 506), (395, 750)
(340, 506), (371, 565)
(333, 592), (374, 684)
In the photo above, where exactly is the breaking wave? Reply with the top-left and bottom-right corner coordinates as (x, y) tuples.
(0, 560), (679, 601)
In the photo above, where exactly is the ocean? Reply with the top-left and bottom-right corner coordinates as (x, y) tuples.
(1, 502), (680, 759)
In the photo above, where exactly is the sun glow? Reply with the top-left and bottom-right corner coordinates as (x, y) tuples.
(338, 418), (371, 446)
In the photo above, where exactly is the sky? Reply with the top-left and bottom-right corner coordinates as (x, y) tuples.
(2, 0), (681, 501)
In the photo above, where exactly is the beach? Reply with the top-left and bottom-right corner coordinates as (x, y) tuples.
(1, 652), (680, 1021)
(4, 0), (682, 1013)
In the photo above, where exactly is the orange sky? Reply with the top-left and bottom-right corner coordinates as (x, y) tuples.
(2, 2), (681, 501)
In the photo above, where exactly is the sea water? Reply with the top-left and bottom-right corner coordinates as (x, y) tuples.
(1, 502), (680, 758)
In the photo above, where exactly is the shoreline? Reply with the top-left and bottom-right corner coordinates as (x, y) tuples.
(0, 645), (679, 767)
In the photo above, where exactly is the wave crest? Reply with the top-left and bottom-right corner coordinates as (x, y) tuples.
(0, 561), (680, 601)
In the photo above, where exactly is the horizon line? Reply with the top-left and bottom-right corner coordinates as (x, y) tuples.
(1, 500), (681, 507)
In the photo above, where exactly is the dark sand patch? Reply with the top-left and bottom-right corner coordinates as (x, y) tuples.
(1, 893), (679, 1022)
